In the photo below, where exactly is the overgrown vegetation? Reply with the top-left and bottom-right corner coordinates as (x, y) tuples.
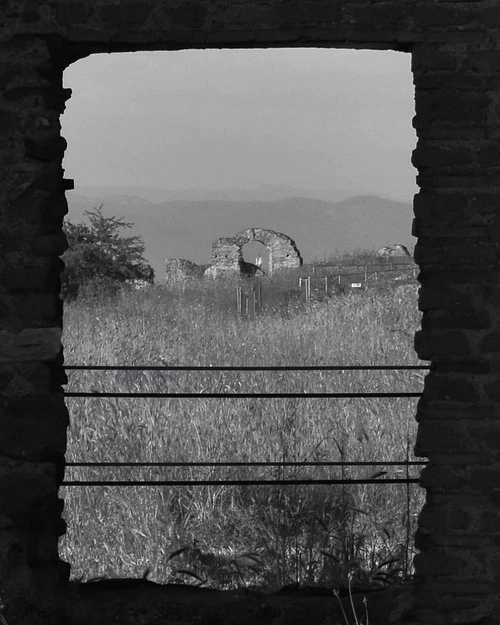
(62, 205), (154, 300)
(60, 266), (425, 592)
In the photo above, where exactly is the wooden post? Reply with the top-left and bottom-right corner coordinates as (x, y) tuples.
(236, 286), (242, 314)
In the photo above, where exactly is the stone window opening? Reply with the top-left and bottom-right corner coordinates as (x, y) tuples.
(6, 19), (487, 621)
(56, 49), (423, 610)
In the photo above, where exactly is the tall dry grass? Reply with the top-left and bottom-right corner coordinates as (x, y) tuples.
(59, 274), (425, 590)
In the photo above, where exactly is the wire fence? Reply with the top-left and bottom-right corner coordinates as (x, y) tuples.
(62, 364), (429, 487)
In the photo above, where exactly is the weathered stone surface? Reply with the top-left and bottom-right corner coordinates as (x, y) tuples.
(376, 243), (412, 258)
(164, 258), (206, 282)
(208, 227), (302, 277)
(0, 328), (62, 363)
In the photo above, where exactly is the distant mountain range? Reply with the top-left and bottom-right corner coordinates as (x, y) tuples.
(66, 185), (415, 281)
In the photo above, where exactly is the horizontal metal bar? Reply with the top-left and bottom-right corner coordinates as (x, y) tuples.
(61, 478), (421, 486)
(65, 365), (429, 371)
(66, 460), (427, 467)
(64, 392), (422, 398)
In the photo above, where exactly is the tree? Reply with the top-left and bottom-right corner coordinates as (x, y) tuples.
(61, 205), (154, 299)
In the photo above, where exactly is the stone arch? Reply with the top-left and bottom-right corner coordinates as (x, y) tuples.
(208, 228), (302, 277)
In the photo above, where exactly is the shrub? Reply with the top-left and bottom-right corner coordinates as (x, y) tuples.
(62, 205), (154, 300)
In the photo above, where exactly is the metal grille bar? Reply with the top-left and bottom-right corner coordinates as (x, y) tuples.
(66, 461), (425, 467)
(63, 363), (425, 487)
(65, 365), (429, 371)
(62, 479), (421, 486)
(65, 391), (422, 398)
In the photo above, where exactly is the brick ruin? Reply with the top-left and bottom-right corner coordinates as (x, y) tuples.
(208, 227), (303, 277)
(1, 1), (500, 623)
(164, 258), (207, 283)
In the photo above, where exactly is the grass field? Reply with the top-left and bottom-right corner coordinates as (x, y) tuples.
(59, 271), (426, 591)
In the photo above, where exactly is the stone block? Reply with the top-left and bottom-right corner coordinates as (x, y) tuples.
(413, 220), (489, 238)
(109, 30), (160, 45)
(8, 189), (50, 223)
(99, 2), (154, 25)
(32, 162), (64, 192)
(32, 230), (68, 256)
(420, 370), (479, 402)
(421, 312), (490, 330)
(478, 143), (500, 166)
(417, 420), (500, 459)
(463, 50), (500, 73)
(0, 464), (57, 519)
(411, 47), (459, 72)
(415, 240), (497, 268)
(411, 142), (474, 169)
(0, 394), (68, 461)
(0, 363), (51, 393)
(479, 508), (500, 534)
(52, 1), (91, 25)
(483, 379), (500, 401)
(470, 467), (500, 493)
(65, 29), (113, 43)
(481, 333), (500, 353)
(21, 0), (41, 23)
(418, 500), (472, 534)
(416, 401), (493, 421)
(0, 109), (22, 135)
(414, 550), (468, 577)
(24, 134), (67, 161)
(414, 90), (491, 126)
(15, 294), (62, 322)
(480, 7), (500, 28)
(2, 259), (63, 292)
(0, 328), (61, 363)
(276, 1), (341, 25)
(418, 463), (468, 490)
(415, 191), (500, 222)
(416, 420), (474, 456)
(348, 3), (406, 29)
(415, 330), (472, 362)
(416, 71), (487, 91)
(415, 4), (473, 28)
(418, 286), (476, 312)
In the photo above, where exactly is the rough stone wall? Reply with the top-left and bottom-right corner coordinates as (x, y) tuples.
(0, 2), (499, 624)
(209, 228), (302, 277)
(0, 34), (72, 624)
(165, 258), (205, 283)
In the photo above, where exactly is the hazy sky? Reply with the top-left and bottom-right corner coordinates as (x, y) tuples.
(62, 48), (418, 201)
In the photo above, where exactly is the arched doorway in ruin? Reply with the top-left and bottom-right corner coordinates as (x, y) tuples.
(208, 227), (303, 277)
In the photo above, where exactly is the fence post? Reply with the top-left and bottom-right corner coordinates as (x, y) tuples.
(236, 286), (242, 314)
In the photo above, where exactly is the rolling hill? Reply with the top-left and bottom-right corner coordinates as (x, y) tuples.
(66, 187), (414, 281)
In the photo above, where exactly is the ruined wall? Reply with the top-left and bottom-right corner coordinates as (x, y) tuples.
(209, 227), (302, 276)
(1, 1), (500, 624)
(165, 258), (205, 283)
